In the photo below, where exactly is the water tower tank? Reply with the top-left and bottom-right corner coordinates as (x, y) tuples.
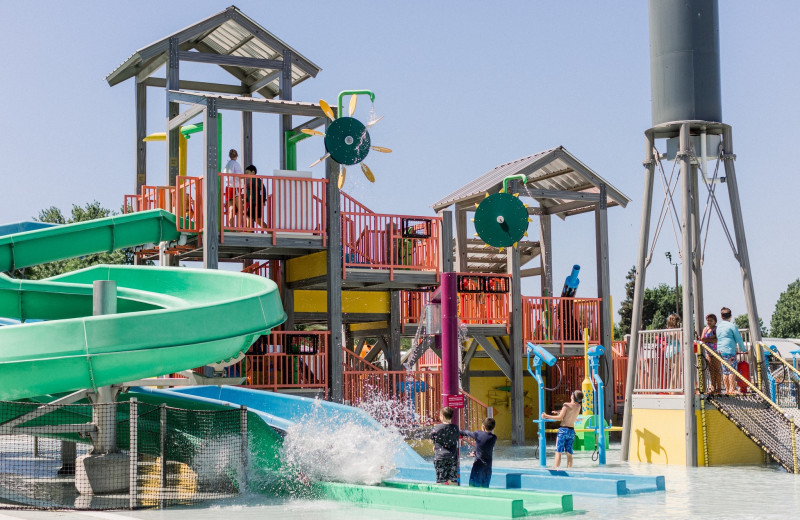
(649, 0), (722, 126)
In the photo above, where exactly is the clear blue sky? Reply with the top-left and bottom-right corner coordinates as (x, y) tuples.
(0, 1), (797, 329)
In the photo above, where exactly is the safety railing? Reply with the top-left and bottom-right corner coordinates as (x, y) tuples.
(236, 331), (329, 393)
(219, 173), (327, 244)
(123, 194), (141, 213)
(241, 260), (270, 277)
(547, 356), (585, 409)
(342, 347), (382, 372)
(175, 176), (202, 233)
(341, 212), (440, 280)
(341, 190), (374, 214)
(612, 340), (628, 414)
(461, 392), (491, 433)
(418, 347), (442, 370)
(521, 297), (601, 352)
(401, 273), (511, 328)
(633, 328), (683, 394)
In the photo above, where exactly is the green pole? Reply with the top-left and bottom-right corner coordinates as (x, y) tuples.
(337, 90), (376, 118)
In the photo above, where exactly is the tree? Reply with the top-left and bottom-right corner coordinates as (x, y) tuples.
(734, 314), (767, 337)
(617, 265), (683, 335)
(771, 279), (800, 338)
(16, 202), (135, 280)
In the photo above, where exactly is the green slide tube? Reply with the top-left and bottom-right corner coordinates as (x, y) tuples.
(0, 210), (286, 400)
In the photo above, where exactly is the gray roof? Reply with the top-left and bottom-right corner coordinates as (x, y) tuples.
(432, 146), (630, 216)
(106, 6), (321, 98)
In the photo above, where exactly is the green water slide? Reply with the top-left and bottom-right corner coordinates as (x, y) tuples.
(0, 209), (286, 401)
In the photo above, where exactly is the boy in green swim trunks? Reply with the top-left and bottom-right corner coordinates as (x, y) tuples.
(541, 390), (583, 468)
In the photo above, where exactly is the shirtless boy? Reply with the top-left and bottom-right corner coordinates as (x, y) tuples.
(541, 390), (584, 468)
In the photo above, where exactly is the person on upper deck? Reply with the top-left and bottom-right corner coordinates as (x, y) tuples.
(716, 307), (748, 395)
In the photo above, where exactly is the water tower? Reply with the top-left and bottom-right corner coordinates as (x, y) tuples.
(621, 0), (763, 466)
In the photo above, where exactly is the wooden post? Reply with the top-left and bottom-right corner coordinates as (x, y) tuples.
(621, 131), (657, 461)
(166, 37), (180, 186)
(539, 214), (553, 298)
(508, 239), (524, 445)
(454, 207), (468, 272)
(326, 133), (343, 401)
(594, 184), (613, 418)
(135, 81), (147, 193)
(203, 99), (219, 269)
(242, 111), (253, 168)
(440, 210), (454, 273)
(278, 49), (293, 170)
(388, 290), (402, 370)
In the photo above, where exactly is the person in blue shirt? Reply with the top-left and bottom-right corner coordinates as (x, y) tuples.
(716, 307), (748, 395)
(460, 417), (497, 488)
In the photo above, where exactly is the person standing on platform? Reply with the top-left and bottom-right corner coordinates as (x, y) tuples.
(716, 307), (748, 395)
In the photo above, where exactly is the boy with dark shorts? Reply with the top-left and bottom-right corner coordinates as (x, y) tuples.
(541, 390), (583, 468)
(431, 407), (460, 484)
(460, 417), (497, 487)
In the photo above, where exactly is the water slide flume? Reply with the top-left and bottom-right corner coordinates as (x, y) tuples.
(0, 210), (286, 401)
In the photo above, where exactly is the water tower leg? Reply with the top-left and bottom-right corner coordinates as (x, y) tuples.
(621, 132), (656, 461)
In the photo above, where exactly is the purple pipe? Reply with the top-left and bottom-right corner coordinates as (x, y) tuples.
(440, 272), (459, 426)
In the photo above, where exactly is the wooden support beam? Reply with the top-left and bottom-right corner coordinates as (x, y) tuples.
(166, 37), (180, 186)
(178, 50), (284, 71)
(513, 188), (601, 202)
(290, 117), (327, 134)
(521, 267), (543, 278)
(326, 132), (344, 401)
(543, 200), (597, 215)
(248, 71), (281, 95)
(168, 104), (205, 131)
(539, 214), (553, 297)
(135, 81), (146, 193)
(354, 338), (366, 357)
(388, 290), (402, 370)
(143, 77), (250, 95)
(241, 110), (253, 167)
(168, 90), (326, 118)
(202, 99), (219, 269)
(440, 210), (454, 273)
(364, 337), (385, 364)
(472, 335), (511, 379)
(279, 49), (293, 169)
(508, 243), (525, 446)
(454, 208), (468, 272)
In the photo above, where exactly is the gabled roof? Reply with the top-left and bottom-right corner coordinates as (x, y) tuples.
(106, 5), (321, 98)
(432, 146), (630, 217)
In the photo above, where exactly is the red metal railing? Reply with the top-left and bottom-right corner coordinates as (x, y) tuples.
(341, 190), (374, 214)
(547, 356), (586, 409)
(612, 340), (628, 414)
(341, 367), (488, 431)
(417, 347), (442, 371)
(175, 176), (202, 233)
(242, 261), (270, 277)
(234, 331), (329, 393)
(343, 348), (382, 372)
(123, 194), (141, 214)
(522, 297), (601, 352)
(341, 212), (440, 280)
(219, 173), (327, 244)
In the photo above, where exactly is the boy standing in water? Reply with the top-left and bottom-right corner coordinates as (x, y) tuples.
(541, 390), (583, 468)
(460, 417), (497, 487)
(431, 407), (460, 485)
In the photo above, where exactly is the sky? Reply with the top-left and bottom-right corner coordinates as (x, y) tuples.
(0, 1), (797, 329)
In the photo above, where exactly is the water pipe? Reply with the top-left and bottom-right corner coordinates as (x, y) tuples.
(526, 342), (557, 467)
(337, 90), (376, 119)
(562, 265), (580, 297)
(587, 344), (606, 465)
(581, 328), (594, 416)
(791, 349), (800, 372)
(502, 174), (528, 194)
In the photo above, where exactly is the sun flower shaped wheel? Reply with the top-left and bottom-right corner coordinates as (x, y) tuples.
(304, 95), (391, 188)
(474, 192), (530, 249)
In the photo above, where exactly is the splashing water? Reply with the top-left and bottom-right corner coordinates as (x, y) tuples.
(280, 402), (404, 485)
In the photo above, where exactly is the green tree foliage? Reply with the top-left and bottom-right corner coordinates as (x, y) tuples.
(771, 279), (800, 338)
(617, 265), (683, 335)
(16, 202), (134, 280)
(733, 314), (767, 336)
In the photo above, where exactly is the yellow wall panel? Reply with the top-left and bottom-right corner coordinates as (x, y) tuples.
(286, 251), (327, 282)
(294, 290), (389, 314)
(696, 406), (763, 466)
(628, 408), (687, 465)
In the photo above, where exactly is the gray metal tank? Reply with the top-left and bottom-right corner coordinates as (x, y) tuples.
(649, 0), (722, 126)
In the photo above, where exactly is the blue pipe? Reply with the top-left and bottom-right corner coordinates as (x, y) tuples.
(526, 342), (556, 467)
(587, 345), (606, 465)
(763, 345), (778, 401)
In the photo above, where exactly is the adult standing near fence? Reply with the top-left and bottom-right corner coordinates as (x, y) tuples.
(716, 307), (748, 395)
(224, 149), (243, 174)
(701, 313), (722, 394)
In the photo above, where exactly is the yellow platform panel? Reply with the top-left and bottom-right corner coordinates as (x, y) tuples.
(294, 289), (389, 314)
(286, 251), (327, 283)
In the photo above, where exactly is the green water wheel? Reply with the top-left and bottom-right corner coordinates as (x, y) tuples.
(474, 192), (529, 248)
(324, 116), (371, 165)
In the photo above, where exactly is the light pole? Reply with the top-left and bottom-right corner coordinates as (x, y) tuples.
(665, 251), (679, 316)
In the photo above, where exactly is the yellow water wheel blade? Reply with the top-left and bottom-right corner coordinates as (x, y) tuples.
(349, 95), (358, 117)
(338, 166), (347, 189)
(301, 128), (325, 137)
(319, 99), (335, 120)
(370, 145), (392, 153)
(309, 152), (330, 168)
(361, 163), (375, 183)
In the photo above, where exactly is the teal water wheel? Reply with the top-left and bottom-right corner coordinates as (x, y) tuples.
(474, 192), (530, 248)
(324, 117), (371, 165)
